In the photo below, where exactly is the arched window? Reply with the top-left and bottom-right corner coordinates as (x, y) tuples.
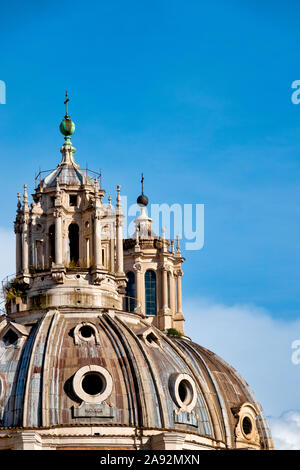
(145, 270), (157, 315)
(68, 223), (79, 265)
(49, 224), (55, 264)
(125, 271), (135, 312)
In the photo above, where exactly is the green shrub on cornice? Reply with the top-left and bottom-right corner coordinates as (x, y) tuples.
(167, 328), (182, 338)
(4, 278), (28, 303)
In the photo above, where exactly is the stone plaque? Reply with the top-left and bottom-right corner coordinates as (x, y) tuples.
(174, 410), (198, 427)
(72, 402), (115, 418)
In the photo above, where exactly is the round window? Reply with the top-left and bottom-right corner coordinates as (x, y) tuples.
(82, 372), (105, 396)
(79, 325), (94, 339)
(72, 365), (113, 404)
(169, 373), (197, 412)
(242, 416), (253, 437)
(74, 323), (98, 343)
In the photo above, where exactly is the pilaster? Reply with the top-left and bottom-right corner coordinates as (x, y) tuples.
(173, 268), (185, 334)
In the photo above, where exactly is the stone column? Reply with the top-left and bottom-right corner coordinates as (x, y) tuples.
(22, 221), (29, 274)
(110, 223), (115, 272)
(159, 266), (172, 330)
(176, 270), (183, 315)
(173, 269), (185, 334)
(115, 186), (124, 275)
(161, 267), (168, 312)
(21, 185), (30, 275)
(170, 272), (176, 313)
(54, 209), (63, 266)
(133, 262), (143, 314)
(15, 227), (22, 274)
(93, 214), (102, 268)
(116, 221), (123, 274)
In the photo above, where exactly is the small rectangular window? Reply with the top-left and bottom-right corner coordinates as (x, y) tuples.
(69, 195), (77, 207)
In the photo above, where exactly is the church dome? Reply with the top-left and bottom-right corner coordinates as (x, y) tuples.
(0, 100), (273, 450)
(0, 310), (273, 450)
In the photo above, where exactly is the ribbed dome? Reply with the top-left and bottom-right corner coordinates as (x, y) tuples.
(0, 309), (273, 450)
(42, 163), (85, 187)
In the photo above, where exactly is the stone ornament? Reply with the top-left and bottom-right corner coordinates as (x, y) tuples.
(133, 262), (142, 272)
(136, 326), (161, 348)
(73, 322), (100, 345)
(232, 402), (260, 446)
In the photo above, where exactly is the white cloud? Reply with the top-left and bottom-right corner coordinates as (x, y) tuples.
(268, 411), (300, 450)
(184, 297), (300, 449)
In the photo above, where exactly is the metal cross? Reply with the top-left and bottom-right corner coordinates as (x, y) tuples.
(141, 173), (144, 194)
(64, 90), (70, 116)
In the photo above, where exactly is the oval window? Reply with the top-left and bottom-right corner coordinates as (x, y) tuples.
(242, 416), (253, 436)
(169, 373), (197, 412)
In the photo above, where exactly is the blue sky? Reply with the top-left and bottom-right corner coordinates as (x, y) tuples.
(1, 0), (300, 444)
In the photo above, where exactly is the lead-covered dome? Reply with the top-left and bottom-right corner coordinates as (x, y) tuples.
(0, 309), (273, 450)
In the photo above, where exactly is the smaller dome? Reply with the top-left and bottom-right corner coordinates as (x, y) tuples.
(60, 117), (75, 137)
(137, 193), (149, 207)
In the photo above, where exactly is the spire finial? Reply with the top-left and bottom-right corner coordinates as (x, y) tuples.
(17, 192), (21, 210)
(116, 185), (121, 208)
(64, 90), (70, 118)
(23, 184), (28, 204)
(176, 234), (181, 257)
(137, 173), (149, 207)
(60, 91), (75, 144)
(141, 173), (144, 194)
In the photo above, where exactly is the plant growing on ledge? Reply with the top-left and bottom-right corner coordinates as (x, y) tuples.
(68, 259), (80, 269)
(4, 278), (28, 304)
(167, 328), (182, 338)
